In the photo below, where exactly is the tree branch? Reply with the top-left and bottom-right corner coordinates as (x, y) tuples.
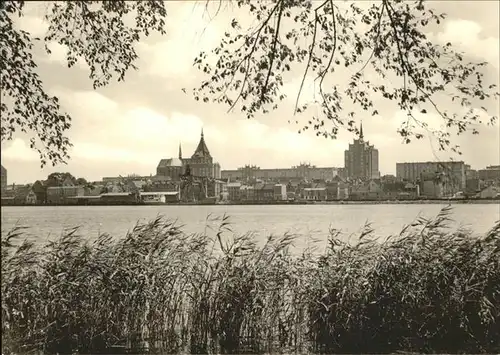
(295, 0), (331, 113)
(384, 0), (409, 97)
(355, 2), (385, 76)
(294, 4), (321, 114)
(261, 0), (284, 102)
(317, 0), (337, 99)
(227, 0), (282, 113)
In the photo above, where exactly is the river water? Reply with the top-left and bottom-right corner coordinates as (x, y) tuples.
(2, 204), (498, 248)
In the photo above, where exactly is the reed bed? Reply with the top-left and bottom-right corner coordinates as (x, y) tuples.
(1, 206), (499, 354)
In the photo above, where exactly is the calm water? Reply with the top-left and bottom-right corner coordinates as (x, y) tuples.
(2, 204), (499, 249)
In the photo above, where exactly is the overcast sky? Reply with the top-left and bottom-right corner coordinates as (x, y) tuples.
(1, 1), (499, 184)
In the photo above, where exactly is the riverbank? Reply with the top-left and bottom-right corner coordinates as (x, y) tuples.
(220, 198), (500, 206)
(313, 198), (500, 205)
(1, 198), (499, 207)
(2, 206), (499, 354)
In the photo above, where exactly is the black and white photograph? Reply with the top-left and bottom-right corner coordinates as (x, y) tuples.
(1, 0), (499, 354)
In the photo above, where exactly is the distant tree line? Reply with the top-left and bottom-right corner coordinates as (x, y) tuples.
(44, 172), (88, 187)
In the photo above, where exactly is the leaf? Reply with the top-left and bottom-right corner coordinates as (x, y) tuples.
(187, 0), (496, 158)
(1, 1), (168, 167)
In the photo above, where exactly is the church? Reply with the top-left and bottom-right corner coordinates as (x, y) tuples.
(156, 129), (221, 180)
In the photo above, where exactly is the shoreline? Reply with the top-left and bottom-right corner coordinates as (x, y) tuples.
(1, 199), (499, 207)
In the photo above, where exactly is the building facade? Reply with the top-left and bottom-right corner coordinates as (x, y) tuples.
(396, 161), (466, 191)
(1, 165), (6, 191)
(156, 129), (222, 180)
(46, 186), (85, 204)
(478, 165), (500, 182)
(221, 163), (339, 181)
(344, 123), (380, 180)
(465, 165), (478, 180)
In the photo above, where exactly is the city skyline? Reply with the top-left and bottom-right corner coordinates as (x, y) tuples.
(2, 120), (499, 185)
(1, 1), (499, 184)
(2, 133), (497, 186)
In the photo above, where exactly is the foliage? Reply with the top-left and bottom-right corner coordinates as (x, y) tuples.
(191, 0), (499, 153)
(43, 172), (90, 188)
(0, 1), (168, 167)
(44, 172), (74, 187)
(75, 177), (87, 186)
(2, 207), (500, 354)
(3, 0), (498, 169)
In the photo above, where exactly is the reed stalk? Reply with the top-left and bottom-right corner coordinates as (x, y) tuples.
(1, 206), (499, 354)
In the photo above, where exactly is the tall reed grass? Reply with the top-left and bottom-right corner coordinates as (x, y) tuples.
(2, 206), (499, 354)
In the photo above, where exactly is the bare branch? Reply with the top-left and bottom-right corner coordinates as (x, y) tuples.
(190, 0), (499, 154)
(261, 0), (284, 102)
(384, 0), (409, 97)
(355, 2), (385, 76)
(294, 3), (321, 114)
(227, 1), (282, 113)
(317, 0), (337, 98)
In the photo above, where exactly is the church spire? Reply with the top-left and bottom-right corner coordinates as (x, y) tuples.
(178, 142), (182, 159)
(359, 121), (364, 140)
(192, 126), (212, 159)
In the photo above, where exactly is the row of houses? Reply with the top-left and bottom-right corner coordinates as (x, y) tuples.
(2, 171), (499, 206)
(223, 179), (415, 202)
(1, 178), (144, 205)
(1, 174), (220, 205)
(1, 184), (181, 206)
(223, 176), (500, 202)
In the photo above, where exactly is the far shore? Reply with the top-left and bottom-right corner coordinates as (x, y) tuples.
(304, 199), (500, 205)
(1, 198), (499, 207)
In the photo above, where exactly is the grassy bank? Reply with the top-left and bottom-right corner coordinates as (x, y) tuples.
(1, 206), (499, 354)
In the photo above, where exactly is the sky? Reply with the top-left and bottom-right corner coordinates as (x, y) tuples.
(1, 0), (499, 184)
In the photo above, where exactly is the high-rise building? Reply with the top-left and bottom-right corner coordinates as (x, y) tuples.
(344, 123), (380, 180)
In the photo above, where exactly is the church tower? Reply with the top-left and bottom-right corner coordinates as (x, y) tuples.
(191, 128), (212, 162)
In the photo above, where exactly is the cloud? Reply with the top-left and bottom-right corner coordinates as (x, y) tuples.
(282, 75), (320, 106)
(2, 85), (351, 182)
(54, 89), (214, 157)
(66, 91), (119, 116)
(1, 138), (39, 162)
(47, 82), (496, 180)
(2, 1), (499, 185)
(122, 108), (206, 145)
(137, 2), (223, 79)
(17, 14), (48, 38)
(14, 11), (74, 66)
(14, 12), (91, 69)
(432, 19), (500, 70)
(390, 109), (445, 132)
(43, 42), (67, 65)
(234, 119), (347, 167)
(72, 142), (152, 164)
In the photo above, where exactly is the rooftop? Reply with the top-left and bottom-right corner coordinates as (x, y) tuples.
(101, 192), (133, 197)
(191, 128), (212, 159)
(157, 158), (184, 168)
(140, 191), (179, 196)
